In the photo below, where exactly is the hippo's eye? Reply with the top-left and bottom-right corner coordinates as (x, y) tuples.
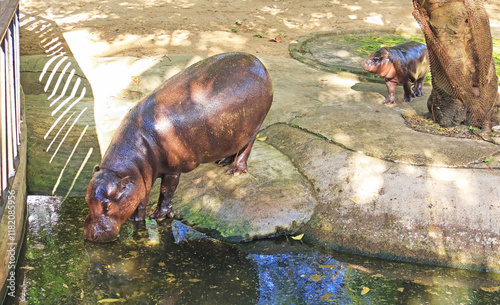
(103, 201), (112, 213)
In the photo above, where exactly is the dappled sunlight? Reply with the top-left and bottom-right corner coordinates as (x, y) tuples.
(426, 167), (476, 208)
(317, 73), (362, 102)
(339, 153), (386, 205)
(343, 5), (361, 12)
(260, 5), (284, 16)
(19, 0), (425, 59)
(364, 14), (385, 26)
(331, 133), (353, 146)
(48, 11), (112, 25)
(423, 148), (451, 167)
(170, 30), (192, 47)
(197, 31), (248, 53)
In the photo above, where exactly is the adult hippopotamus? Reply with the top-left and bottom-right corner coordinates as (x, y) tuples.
(361, 41), (429, 104)
(84, 52), (273, 243)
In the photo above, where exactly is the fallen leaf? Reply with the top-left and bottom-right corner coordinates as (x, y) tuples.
(291, 233), (304, 240)
(62, 283), (69, 289)
(320, 293), (335, 301)
(131, 76), (140, 86)
(81, 289), (84, 299)
(348, 197), (358, 204)
(361, 287), (370, 295)
(481, 286), (500, 293)
(158, 262), (166, 267)
(270, 36), (283, 43)
(97, 298), (124, 303)
(189, 279), (202, 283)
(397, 288), (404, 292)
(413, 279), (432, 286)
(256, 136), (267, 142)
(372, 273), (385, 278)
(309, 274), (322, 281)
(20, 266), (35, 270)
(320, 264), (337, 269)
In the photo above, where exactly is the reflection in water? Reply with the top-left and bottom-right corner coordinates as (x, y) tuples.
(250, 253), (347, 304)
(10, 196), (500, 304)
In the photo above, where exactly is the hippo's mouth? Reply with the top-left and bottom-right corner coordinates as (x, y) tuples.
(84, 215), (120, 243)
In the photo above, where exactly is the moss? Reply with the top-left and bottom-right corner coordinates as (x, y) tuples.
(179, 205), (253, 241)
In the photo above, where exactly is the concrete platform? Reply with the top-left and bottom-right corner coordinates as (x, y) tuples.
(21, 46), (500, 272)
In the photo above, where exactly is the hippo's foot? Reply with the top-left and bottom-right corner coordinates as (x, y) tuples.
(413, 87), (423, 97)
(150, 202), (174, 221)
(404, 96), (415, 102)
(130, 202), (147, 222)
(383, 98), (396, 105)
(225, 162), (248, 176)
(217, 155), (235, 167)
(218, 154), (248, 175)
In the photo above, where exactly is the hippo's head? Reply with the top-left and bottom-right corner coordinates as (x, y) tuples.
(361, 47), (395, 78)
(84, 166), (144, 243)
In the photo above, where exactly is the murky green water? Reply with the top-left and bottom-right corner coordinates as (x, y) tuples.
(7, 196), (500, 304)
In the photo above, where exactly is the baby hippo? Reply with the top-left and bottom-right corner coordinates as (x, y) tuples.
(362, 41), (429, 104)
(84, 52), (273, 243)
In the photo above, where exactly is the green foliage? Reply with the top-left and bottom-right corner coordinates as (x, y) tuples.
(340, 35), (426, 56)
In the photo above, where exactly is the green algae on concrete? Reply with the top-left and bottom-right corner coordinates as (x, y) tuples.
(165, 141), (317, 242)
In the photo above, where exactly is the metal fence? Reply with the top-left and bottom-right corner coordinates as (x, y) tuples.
(0, 0), (21, 214)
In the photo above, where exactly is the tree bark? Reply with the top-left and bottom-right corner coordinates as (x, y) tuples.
(412, 0), (499, 129)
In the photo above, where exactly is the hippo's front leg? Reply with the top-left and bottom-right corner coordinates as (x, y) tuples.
(131, 196), (149, 222)
(150, 174), (180, 220)
(383, 79), (398, 104)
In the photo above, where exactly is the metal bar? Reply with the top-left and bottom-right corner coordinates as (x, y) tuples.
(0, 1), (21, 210)
(6, 26), (14, 176)
(0, 0), (19, 41)
(1, 38), (7, 196)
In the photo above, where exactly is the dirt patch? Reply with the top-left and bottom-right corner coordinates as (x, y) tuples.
(19, 0), (420, 57)
(402, 112), (482, 140)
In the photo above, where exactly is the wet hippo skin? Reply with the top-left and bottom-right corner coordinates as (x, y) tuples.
(361, 41), (429, 104)
(84, 52), (273, 243)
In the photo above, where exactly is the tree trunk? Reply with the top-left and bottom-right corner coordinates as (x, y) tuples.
(412, 0), (499, 129)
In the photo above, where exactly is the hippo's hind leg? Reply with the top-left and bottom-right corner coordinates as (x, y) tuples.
(150, 174), (180, 220)
(413, 77), (425, 97)
(402, 79), (416, 102)
(225, 136), (257, 176)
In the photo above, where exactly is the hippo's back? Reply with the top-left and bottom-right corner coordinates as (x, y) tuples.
(131, 52), (274, 172)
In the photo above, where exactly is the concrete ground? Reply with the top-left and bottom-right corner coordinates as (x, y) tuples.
(19, 1), (500, 272)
